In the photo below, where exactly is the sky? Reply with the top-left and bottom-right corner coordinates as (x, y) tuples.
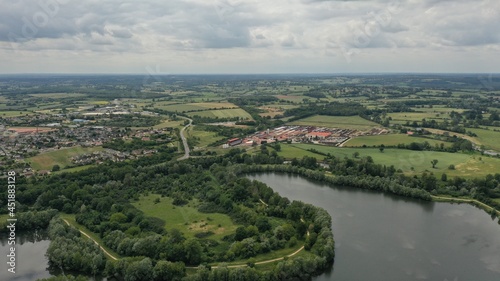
(0, 0), (499, 74)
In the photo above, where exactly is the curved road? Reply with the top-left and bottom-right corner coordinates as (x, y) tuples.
(178, 117), (193, 161)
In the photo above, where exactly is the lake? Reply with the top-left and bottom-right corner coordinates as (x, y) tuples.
(0, 231), (52, 281)
(248, 173), (500, 281)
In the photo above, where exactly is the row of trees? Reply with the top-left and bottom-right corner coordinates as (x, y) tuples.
(46, 218), (106, 276)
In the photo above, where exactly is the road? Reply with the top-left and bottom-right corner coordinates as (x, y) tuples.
(178, 117), (193, 161)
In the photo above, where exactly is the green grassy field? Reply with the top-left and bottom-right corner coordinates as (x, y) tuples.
(289, 115), (381, 130)
(133, 194), (239, 239)
(467, 128), (500, 151)
(186, 108), (253, 120)
(345, 134), (452, 148)
(278, 144), (325, 160)
(55, 165), (95, 174)
(131, 119), (184, 130)
(411, 106), (465, 113)
(187, 126), (225, 148)
(279, 143), (500, 178)
(28, 93), (87, 98)
(387, 112), (448, 122)
(275, 95), (306, 102)
(155, 102), (238, 113)
(28, 146), (104, 170)
(0, 111), (35, 117)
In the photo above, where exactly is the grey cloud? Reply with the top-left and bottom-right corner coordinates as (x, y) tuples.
(110, 29), (133, 39)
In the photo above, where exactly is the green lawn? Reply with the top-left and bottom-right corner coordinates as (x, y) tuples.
(279, 143), (500, 178)
(28, 146), (103, 171)
(187, 108), (253, 120)
(288, 115), (380, 131)
(345, 134), (452, 148)
(133, 194), (239, 240)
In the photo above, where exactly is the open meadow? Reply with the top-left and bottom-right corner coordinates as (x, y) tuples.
(133, 194), (239, 240)
(466, 128), (500, 151)
(186, 108), (253, 120)
(28, 146), (103, 170)
(155, 102), (238, 113)
(344, 134), (452, 148)
(187, 126), (225, 148)
(278, 143), (500, 178)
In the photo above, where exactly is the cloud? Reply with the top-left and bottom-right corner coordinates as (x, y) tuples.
(0, 0), (498, 73)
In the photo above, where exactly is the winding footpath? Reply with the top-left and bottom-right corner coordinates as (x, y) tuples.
(178, 117), (193, 161)
(431, 195), (500, 216)
(60, 198), (309, 269)
(62, 219), (118, 261)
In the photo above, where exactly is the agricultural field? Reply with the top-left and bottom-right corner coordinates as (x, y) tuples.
(411, 106), (465, 113)
(0, 111), (35, 117)
(279, 143), (500, 178)
(186, 108), (253, 120)
(344, 134), (452, 148)
(275, 95), (306, 103)
(187, 126), (225, 148)
(132, 119), (184, 130)
(387, 112), (450, 125)
(289, 115), (380, 131)
(8, 127), (56, 133)
(466, 128), (500, 151)
(155, 102), (238, 113)
(28, 93), (87, 99)
(28, 146), (104, 171)
(133, 194), (239, 240)
(278, 144), (325, 160)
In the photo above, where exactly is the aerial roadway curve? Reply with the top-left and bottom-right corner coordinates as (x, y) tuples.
(178, 117), (193, 161)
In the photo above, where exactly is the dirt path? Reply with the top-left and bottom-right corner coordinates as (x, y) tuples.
(431, 196), (500, 216)
(208, 217), (310, 269)
(61, 199), (310, 269)
(62, 219), (118, 261)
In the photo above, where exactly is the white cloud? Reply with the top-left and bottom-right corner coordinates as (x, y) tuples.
(0, 0), (498, 73)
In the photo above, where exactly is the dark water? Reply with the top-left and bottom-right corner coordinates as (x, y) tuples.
(248, 173), (500, 281)
(0, 231), (52, 281)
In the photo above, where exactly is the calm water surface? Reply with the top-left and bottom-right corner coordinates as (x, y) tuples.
(248, 173), (500, 281)
(0, 231), (52, 281)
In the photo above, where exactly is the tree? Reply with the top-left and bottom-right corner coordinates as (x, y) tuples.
(353, 151), (360, 158)
(52, 165), (61, 172)
(379, 147), (384, 153)
(153, 261), (185, 281)
(183, 239), (202, 265)
(441, 173), (447, 182)
(431, 159), (438, 168)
